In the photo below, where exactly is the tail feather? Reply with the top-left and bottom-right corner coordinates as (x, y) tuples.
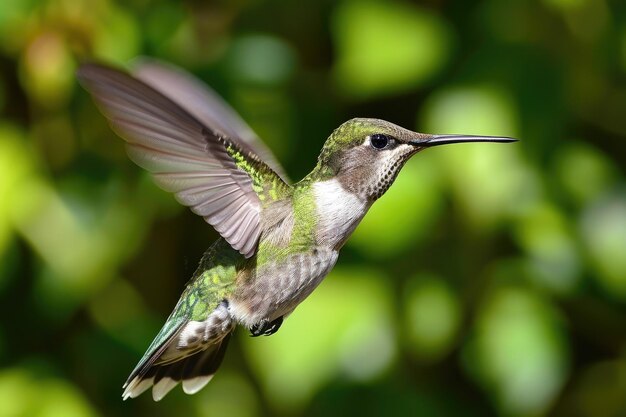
(124, 377), (153, 399)
(152, 375), (178, 402)
(182, 375), (214, 395)
(151, 360), (185, 401)
(122, 332), (233, 401)
(181, 331), (230, 394)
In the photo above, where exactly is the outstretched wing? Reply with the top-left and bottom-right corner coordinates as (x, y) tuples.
(77, 63), (290, 257)
(130, 58), (290, 182)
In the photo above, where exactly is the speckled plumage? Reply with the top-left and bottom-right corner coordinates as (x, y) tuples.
(77, 59), (516, 401)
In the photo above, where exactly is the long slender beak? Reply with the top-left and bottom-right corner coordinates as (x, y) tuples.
(410, 134), (518, 148)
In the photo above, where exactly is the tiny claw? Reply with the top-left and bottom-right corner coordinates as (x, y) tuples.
(250, 317), (283, 337)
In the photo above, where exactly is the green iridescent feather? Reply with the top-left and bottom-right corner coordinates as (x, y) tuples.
(223, 139), (291, 205)
(128, 239), (244, 372)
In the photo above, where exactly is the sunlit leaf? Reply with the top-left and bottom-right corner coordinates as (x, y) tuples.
(332, 1), (451, 98)
(513, 203), (582, 293)
(93, 3), (140, 63)
(194, 372), (260, 417)
(19, 31), (75, 108)
(224, 35), (297, 86)
(580, 190), (626, 299)
(0, 368), (100, 417)
(463, 287), (569, 416)
(403, 275), (461, 361)
(553, 142), (617, 206)
(0, 124), (34, 260)
(10, 173), (157, 319)
(420, 85), (536, 229)
(421, 85), (518, 142)
(0, 0), (38, 54)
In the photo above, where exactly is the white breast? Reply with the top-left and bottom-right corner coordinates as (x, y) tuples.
(313, 179), (369, 247)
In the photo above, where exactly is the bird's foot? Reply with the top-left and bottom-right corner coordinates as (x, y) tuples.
(250, 317), (283, 337)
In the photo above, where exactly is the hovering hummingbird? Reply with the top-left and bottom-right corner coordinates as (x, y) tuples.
(77, 59), (516, 401)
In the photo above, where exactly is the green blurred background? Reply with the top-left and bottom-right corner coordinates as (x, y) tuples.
(1, 0), (625, 416)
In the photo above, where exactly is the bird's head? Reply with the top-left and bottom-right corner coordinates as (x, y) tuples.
(313, 118), (516, 201)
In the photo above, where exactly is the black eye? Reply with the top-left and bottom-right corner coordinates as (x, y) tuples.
(370, 134), (390, 150)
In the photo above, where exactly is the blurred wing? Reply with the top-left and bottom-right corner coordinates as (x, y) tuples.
(77, 63), (287, 257)
(131, 58), (289, 181)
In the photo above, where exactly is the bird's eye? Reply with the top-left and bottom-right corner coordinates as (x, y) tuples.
(370, 134), (391, 150)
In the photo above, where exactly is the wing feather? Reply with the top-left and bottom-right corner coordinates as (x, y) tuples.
(131, 57), (290, 181)
(77, 63), (289, 257)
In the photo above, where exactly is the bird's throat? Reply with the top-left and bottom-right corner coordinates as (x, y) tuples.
(311, 179), (370, 249)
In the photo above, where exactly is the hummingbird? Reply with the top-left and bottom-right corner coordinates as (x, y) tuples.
(77, 59), (516, 401)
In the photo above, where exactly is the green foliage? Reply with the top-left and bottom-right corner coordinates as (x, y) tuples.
(332, 1), (451, 97)
(0, 0), (625, 416)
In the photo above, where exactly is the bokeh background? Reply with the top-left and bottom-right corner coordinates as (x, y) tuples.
(1, 0), (625, 416)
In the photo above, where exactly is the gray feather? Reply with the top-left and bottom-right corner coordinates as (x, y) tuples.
(77, 63), (276, 257)
(131, 57), (290, 181)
